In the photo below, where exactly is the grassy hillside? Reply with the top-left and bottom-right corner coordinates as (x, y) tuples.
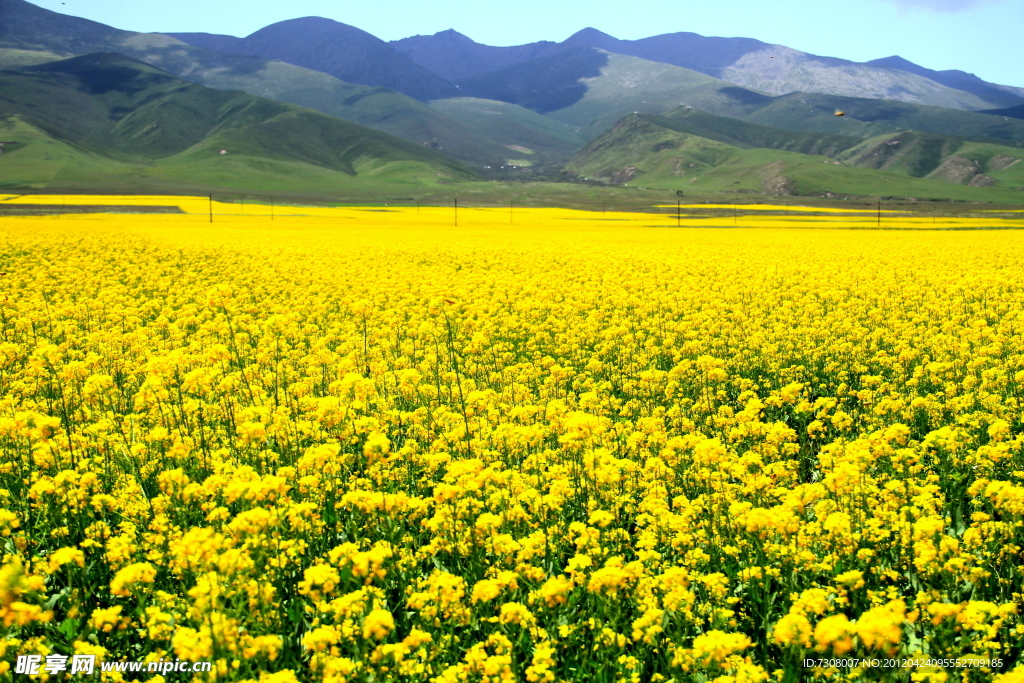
(745, 92), (1024, 146)
(0, 54), (473, 192)
(428, 98), (582, 167)
(0, 116), (458, 195)
(838, 131), (1024, 188)
(652, 106), (860, 156)
(0, 116), (135, 188)
(564, 113), (1024, 201)
(838, 132), (968, 177)
(656, 108), (1024, 190)
(0, 47), (61, 68)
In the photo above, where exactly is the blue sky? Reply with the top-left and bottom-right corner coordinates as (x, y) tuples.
(32, 0), (1024, 87)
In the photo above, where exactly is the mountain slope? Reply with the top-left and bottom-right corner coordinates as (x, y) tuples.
(427, 98), (582, 167)
(168, 18), (459, 102)
(0, 47), (63, 68)
(317, 91), (580, 170)
(158, 32), (244, 55)
(0, 53), (472, 192)
(651, 106), (860, 157)
(980, 104), (1024, 121)
(0, 0), (132, 53)
(867, 56), (1024, 109)
(564, 111), (1024, 199)
(389, 29), (563, 83)
(457, 48), (755, 137)
(556, 29), (1011, 110)
(836, 131), (1024, 187)
(743, 92), (1024, 146)
(456, 47), (618, 114)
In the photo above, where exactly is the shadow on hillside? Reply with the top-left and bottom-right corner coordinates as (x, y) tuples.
(458, 47), (609, 114)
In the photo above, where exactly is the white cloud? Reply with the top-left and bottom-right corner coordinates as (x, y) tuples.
(880, 0), (1006, 12)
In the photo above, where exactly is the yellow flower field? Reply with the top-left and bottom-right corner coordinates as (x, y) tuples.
(2, 198), (1024, 682)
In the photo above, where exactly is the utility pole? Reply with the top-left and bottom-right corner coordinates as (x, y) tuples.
(209, 193), (213, 223)
(270, 196), (274, 221)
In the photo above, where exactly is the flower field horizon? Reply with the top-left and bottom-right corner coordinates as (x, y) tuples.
(2, 198), (1024, 682)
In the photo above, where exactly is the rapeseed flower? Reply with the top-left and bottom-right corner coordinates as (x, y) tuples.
(1, 201), (1023, 680)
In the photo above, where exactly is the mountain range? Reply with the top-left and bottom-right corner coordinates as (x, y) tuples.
(449, 47), (1024, 146)
(1, 0), (1023, 201)
(0, 0), (580, 169)
(392, 27), (1024, 111)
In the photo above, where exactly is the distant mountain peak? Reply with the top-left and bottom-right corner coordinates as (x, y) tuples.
(872, 55), (915, 68)
(563, 27), (618, 45)
(267, 16), (346, 26)
(867, 55), (932, 77)
(190, 15), (462, 101)
(567, 27), (617, 40)
(245, 16), (374, 39)
(432, 29), (475, 43)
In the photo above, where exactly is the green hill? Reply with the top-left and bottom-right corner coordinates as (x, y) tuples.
(837, 131), (1024, 188)
(650, 106), (860, 156)
(564, 112), (1024, 201)
(428, 97), (582, 168)
(744, 92), (1024, 146)
(0, 47), (61, 68)
(0, 53), (472, 193)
